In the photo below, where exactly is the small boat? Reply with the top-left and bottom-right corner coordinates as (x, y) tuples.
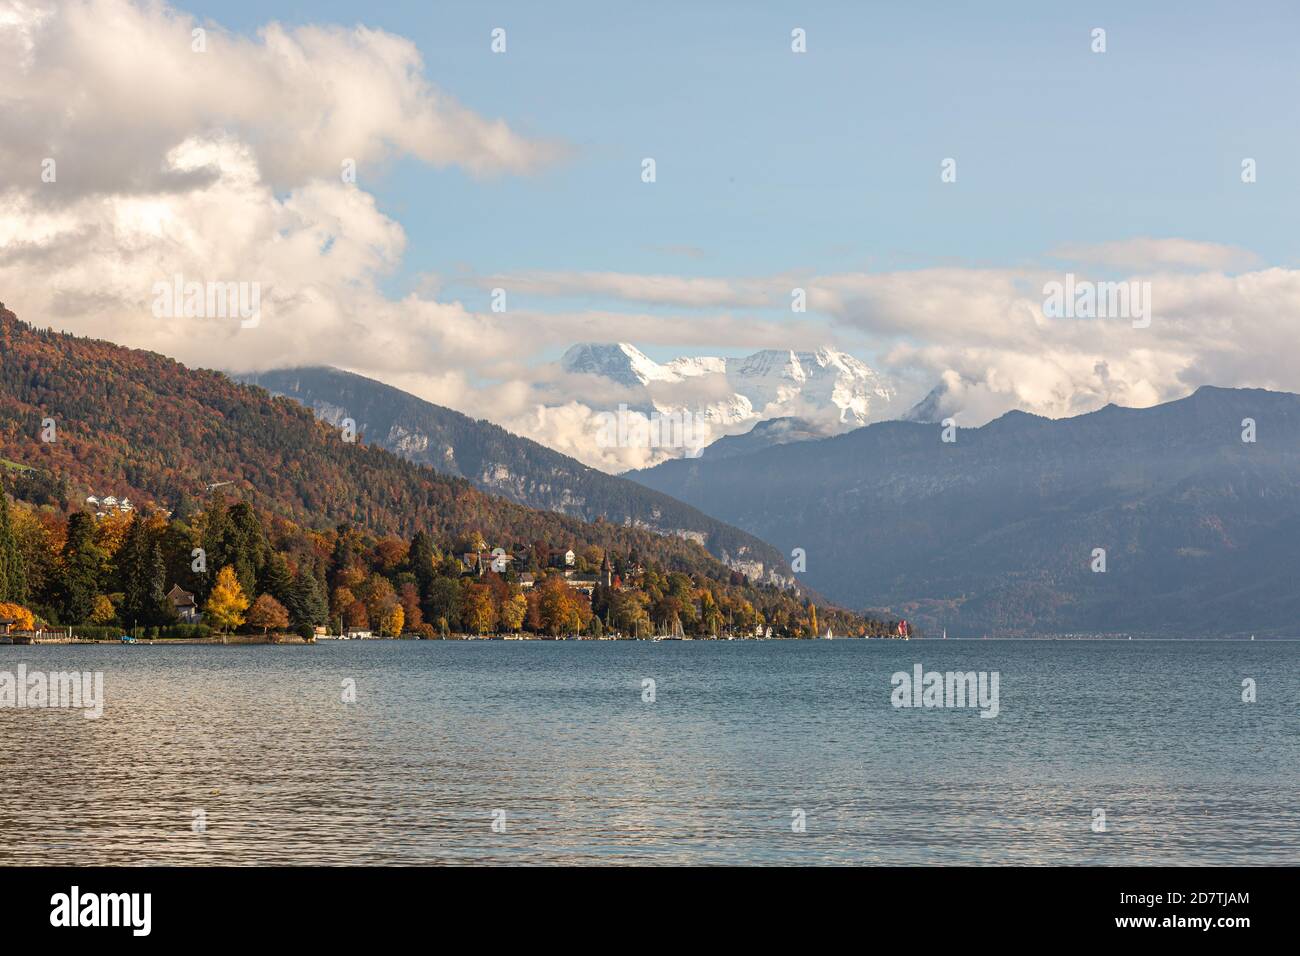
(120, 634), (137, 644)
(823, 627), (833, 640)
(654, 614), (686, 641)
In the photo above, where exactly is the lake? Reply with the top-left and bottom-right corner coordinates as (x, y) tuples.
(1, 640), (1295, 865)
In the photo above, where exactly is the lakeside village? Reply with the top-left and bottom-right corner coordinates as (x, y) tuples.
(0, 488), (912, 644)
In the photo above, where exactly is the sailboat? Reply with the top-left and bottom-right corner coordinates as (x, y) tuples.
(943, 628), (947, 640)
(654, 614), (685, 641)
(823, 627), (833, 640)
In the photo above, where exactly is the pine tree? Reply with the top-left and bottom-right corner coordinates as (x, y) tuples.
(58, 512), (101, 624)
(120, 516), (173, 628)
(0, 490), (27, 604)
(199, 495), (231, 601)
(285, 569), (328, 628)
(222, 502), (267, 599)
(409, 530), (437, 605)
(260, 551), (294, 607)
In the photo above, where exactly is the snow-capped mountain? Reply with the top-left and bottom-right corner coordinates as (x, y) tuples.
(560, 342), (896, 434)
(560, 343), (682, 388)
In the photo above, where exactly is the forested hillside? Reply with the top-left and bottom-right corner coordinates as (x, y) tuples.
(238, 365), (785, 580)
(0, 305), (885, 638)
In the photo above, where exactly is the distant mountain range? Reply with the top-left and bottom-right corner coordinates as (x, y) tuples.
(560, 342), (897, 439)
(237, 366), (789, 583)
(630, 386), (1300, 637)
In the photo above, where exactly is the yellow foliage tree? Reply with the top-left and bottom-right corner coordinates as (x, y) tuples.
(89, 595), (116, 625)
(93, 510), (133, 562)
(380, 603), (404, 637)
(463, 583), (497, 635)
(205, 566), (249, 632)
(499, 590), (527, 633)
(0, 602), (35, 631)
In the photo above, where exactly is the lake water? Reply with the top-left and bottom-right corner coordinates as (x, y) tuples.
(1, 640), (1296, 865)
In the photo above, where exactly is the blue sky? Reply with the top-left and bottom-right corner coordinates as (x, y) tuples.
(187, 0), (1297, 351)
(7, 0), (1299, 467)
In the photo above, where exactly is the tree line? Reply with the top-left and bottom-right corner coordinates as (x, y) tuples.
(0, 489), (902, 639)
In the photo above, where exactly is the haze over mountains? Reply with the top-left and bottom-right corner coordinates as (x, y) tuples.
(630, 386), (1300, 637)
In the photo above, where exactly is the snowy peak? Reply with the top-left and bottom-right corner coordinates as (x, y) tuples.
(561, 342), (676, 387)
(723, 347), (895, 426)
(561, 342), (896, 439)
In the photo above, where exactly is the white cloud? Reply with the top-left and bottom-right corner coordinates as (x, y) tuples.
(0, 0), (559, 200)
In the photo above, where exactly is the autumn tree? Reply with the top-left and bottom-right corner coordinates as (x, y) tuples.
(699, 589), (722, 637)
(462, 583), (497, 635)
(247, 593), (289, 636)
(205, 566), (249, 632)
(0, 601), (35, 630)
(369, 536), (408, 575)
(330, 586), (357, 623)
(499, 586), (527, 633)
(89, 594), (116, 625)
(344, 600), (369, 630)
(379, 603), (404, 637)
(537, 575), (582, 637)
(397, 581), (423, 631)
(361, 574), (397, 628)
(610, 590), (651, 637)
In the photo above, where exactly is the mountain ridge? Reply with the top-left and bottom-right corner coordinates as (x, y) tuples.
(629, 385), (1300, 636)
(232, 365), (789, 584)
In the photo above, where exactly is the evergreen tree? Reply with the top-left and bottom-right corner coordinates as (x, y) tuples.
(285, 569), (328, 629)
(260, 551), (294, 606)
(0, 490), (27, 604)
(58, 512), (101, 624)
(409, 530), (437, 604)
(221, 501), (268, 599)
(199, 494), (231, 601)
(119, 517), (174, 628)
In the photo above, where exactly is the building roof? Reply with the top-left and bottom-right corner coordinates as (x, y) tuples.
(167, 584), (196, 607)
